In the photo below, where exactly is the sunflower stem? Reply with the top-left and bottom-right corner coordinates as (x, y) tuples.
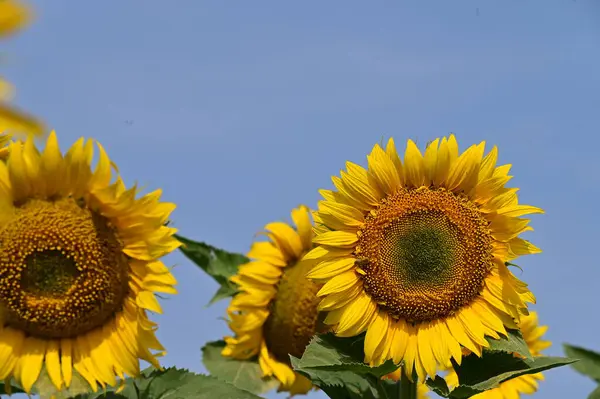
(398, 367), (417, 399)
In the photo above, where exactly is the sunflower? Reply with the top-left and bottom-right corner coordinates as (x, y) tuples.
(0, 0), (45, 145)
(305, 135), (542, 382)
(446, 311), (551, 398)
(222, 205), (325, 395)
(0, 132), (180, 394)
(0, 0), (29, 38)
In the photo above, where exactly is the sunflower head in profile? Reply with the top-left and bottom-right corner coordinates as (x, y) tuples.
(446, 311), (551, 398)
(222, 205), (326, 395)
(305, 135), (542, 382)
(0, 0), (46, 150)
(0, 132), (180, 394)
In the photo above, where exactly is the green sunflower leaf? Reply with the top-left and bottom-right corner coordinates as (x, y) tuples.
(588, 385), (600, 399)
(69, 368), (262, 399)
(294, 333), (397, 377)
(441, 352), (576, 398)
(176, 235), (248, 305)
(485, 328), (532, 359)
(563, 344), (600, 383)
(34, 369), (101, 399)
(0, 381), (25, 395)
(137, 368), (262, 399)
(290, 333), (400, 399)
(208, 283), (238, 305)
(425, 376), (451, 397)
(201, 340), (279, 394)
(68, 367), (156, 399)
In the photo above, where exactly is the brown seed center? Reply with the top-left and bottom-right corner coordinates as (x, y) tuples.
(262, 257), (326, 363)
(0, 197), (129, 338)
(356, 187), (494, 323)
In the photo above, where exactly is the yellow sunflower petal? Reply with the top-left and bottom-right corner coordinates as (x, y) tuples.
(479, 146), (498, 182)
(0, 328), (24, 380)
(497, 204), (545, 218)
(60, 339), (73, 388)
(0, 0), (31, 37)
(265, 222), (304, 259)
(317, 270), (360, 296)
(307, 257), (356, 280)
(340, 168), (382, 206)
(446, 315), (482, 356)
(313, 231), (357, 247)
(427, 320), (450, 366)
(433, 136), (451, 185)
(0, 103), (45, 137)
(385, 138), (404, 178)
(40, 130), (67, 196)
(423, 138), (440, 182)
(318, 200), (364, 227)
(367, 144), (402, 195)
(7, 140), (32, 198)
(446, 142), (485, 193)
(291, 205), (313, 249)
(318, 282), (362, 311)
(403, 139), (426, 187)
(402, 324), (419, 381)
(247, 241), (287, 266)
(389, 319), (409, 365)
(334, 292), (377, 337)
(302, 245), (353, 261)
(287, 373), (313, 395)
(331, 175), (373, 211)
(364, 311), (390, 363)
(18, 337), (46, 393)
(417, 323), (437, 378)
(45, 340), (63, 390)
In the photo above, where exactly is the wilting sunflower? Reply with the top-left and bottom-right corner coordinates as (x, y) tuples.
(0, 132), (179, 394)
(306, 135), (542, 382)
(222, 205), (325, 395)
(446, 311), (551, 398)
(0, 0), (45, 144)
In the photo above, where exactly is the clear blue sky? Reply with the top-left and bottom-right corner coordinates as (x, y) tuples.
(6, 1), (600, 398)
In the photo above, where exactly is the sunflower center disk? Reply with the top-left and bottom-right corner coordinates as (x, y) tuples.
(262, 259), (325, 363)
(21, 250), (80, 296)
(357, 188), (494, 323)
(0, 198), (129, 338)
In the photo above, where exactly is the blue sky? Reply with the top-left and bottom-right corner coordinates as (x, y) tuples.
(5, 1), (600, 397)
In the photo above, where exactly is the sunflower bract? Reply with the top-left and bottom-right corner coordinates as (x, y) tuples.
(306, 135), (543, 383)
(0, 132), (180, 394)
(222, 205), (324, 395)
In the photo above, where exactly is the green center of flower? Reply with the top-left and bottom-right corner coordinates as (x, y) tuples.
(387, 214), (457, 287)
(21, 250), (80, 297)
(263, 257), (326, 363)
(356, 187), (494, 323)
(0, 198), (130, 338)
